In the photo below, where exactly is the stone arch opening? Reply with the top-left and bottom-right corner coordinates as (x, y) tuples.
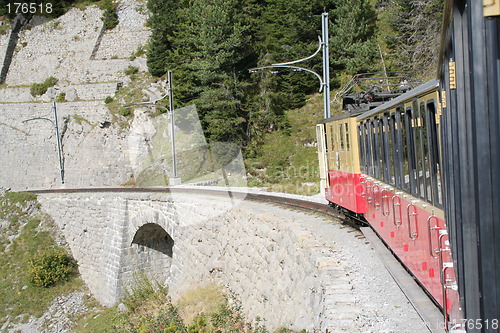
(132, 223), (174, 257)
(129, 223), (174, 283)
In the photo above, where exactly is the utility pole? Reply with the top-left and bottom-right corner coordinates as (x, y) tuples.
(249, 12), (331, 119)
(167, 70), (177, 179)
(125, 70), (180, 185)
(22, 101), (65, 184)
(321, 12), (331, 119)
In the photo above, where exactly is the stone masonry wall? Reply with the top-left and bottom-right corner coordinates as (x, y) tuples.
(0, 102), (132, 189)
(38, 191), (343, 331)
(0, 0), (152, 190)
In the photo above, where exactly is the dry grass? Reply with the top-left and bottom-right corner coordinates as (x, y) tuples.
(175, 284), (226, 324)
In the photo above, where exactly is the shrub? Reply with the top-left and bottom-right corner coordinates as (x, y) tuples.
(104, 96), (114, 104)
(30, 76), (58, 97)
(28, 248), (76, 287)
(102, 9), (119, 30)
(100, 0), (119, 30)
(124, 65), (139, 75)
(119, 108), (131, 117)
(56, 92), (67, 102)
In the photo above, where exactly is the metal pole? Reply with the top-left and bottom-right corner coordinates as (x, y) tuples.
(52, 101), (64, 184)
(322, 12), (331, 119)
(167, 70), (177, 178)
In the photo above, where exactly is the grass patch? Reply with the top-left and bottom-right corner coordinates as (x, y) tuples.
(4, 191), (37, 206)
(245, 93), (323, 195)
(0, 192), (83, 329)
(71, 114), (94, 127)
(56, 92), (67, 102)
(30, 76), (58, 97)
(130, 44), (146, 60)
(124, 65), (139, 76)
(74, 277), (300, 333)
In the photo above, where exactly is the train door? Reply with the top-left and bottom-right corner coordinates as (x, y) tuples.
(316, 124), (329, 190)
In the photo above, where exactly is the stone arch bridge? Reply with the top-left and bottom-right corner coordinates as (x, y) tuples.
(35, 188), (344, 331)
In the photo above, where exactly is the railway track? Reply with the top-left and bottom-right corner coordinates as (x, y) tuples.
(28, 186), (352, 225)
(27, 186), (443, 332)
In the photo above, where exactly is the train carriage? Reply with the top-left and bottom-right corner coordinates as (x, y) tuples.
(317, 115), (366, 215)
(317, 79), (462, 330)
(318, 2), (500, 331)
(312, 0), (500, 331)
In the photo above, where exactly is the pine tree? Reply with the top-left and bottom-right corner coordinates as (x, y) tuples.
(379, 0), (444, 76)
(171, 0), (251, 145)
(330, 0), (377, 74)
(247, 0), (334, 138)
(146, 0), (184, 77)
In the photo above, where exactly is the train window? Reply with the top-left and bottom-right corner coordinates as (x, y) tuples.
(393, 111), (404, 188)
(382, 114), (390, 183)
(365, 122), (374, 176)
(414, 100), (425, 200)
(358, 124), (365, 173)
(345, 123), (350, 151)
(329, 125), (335, 151)
(400, 109), (410, 192)
(387, 114), (395, 185)
(378, 119), (384, 180)
(372, 119), (381, 179)
(340, 123), (345, 151)
(427, 101), (442, 206)
(406, 106), (418, 197)
(420, 102), (430, 202)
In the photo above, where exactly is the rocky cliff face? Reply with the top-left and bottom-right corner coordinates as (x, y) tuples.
(0, 0), (155, 190)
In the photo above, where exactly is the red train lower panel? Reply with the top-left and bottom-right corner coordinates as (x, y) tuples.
(324, 170), (462, 330)
(326, 170), (367, 214)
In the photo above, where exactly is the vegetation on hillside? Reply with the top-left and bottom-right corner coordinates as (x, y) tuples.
(30, 76), (58, 97)
(0, 191), (83, 329)
(144, 0), (443, 193)
(145, 0), (377, 148)
(376, 0), (444, 78)
(74, 277), (300, 333)
(0, 0), (119, 29)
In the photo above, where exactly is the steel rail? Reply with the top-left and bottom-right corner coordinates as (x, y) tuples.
(26, 186), (343, 220)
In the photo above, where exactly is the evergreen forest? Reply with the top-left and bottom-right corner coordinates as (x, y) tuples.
(145, 0), (444, 154)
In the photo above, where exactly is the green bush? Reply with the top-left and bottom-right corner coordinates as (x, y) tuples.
(28, 248), (76, 288)
(124, 65), (139, 75)
(100, 0), (119, 30)
(102, 9), (119, 30)
(30, 76), (58, 97)
(119, 108), (131, 117)
(56, 92), (67, 102)
(104, 96), (114, 104)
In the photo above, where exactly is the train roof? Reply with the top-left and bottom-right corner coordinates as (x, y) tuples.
(356, 79), (439, 121)
(317, 111), (360, 123)
(318, 79), (439, 124)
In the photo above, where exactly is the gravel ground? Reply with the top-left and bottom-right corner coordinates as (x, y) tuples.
(294, 210), (429, 332)
(3, 292), (92, 333)
(178, 186), (431, 332)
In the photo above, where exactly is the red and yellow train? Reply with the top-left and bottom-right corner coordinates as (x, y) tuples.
(316, 1), (500, 332)
(317, 79), (461, 330)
